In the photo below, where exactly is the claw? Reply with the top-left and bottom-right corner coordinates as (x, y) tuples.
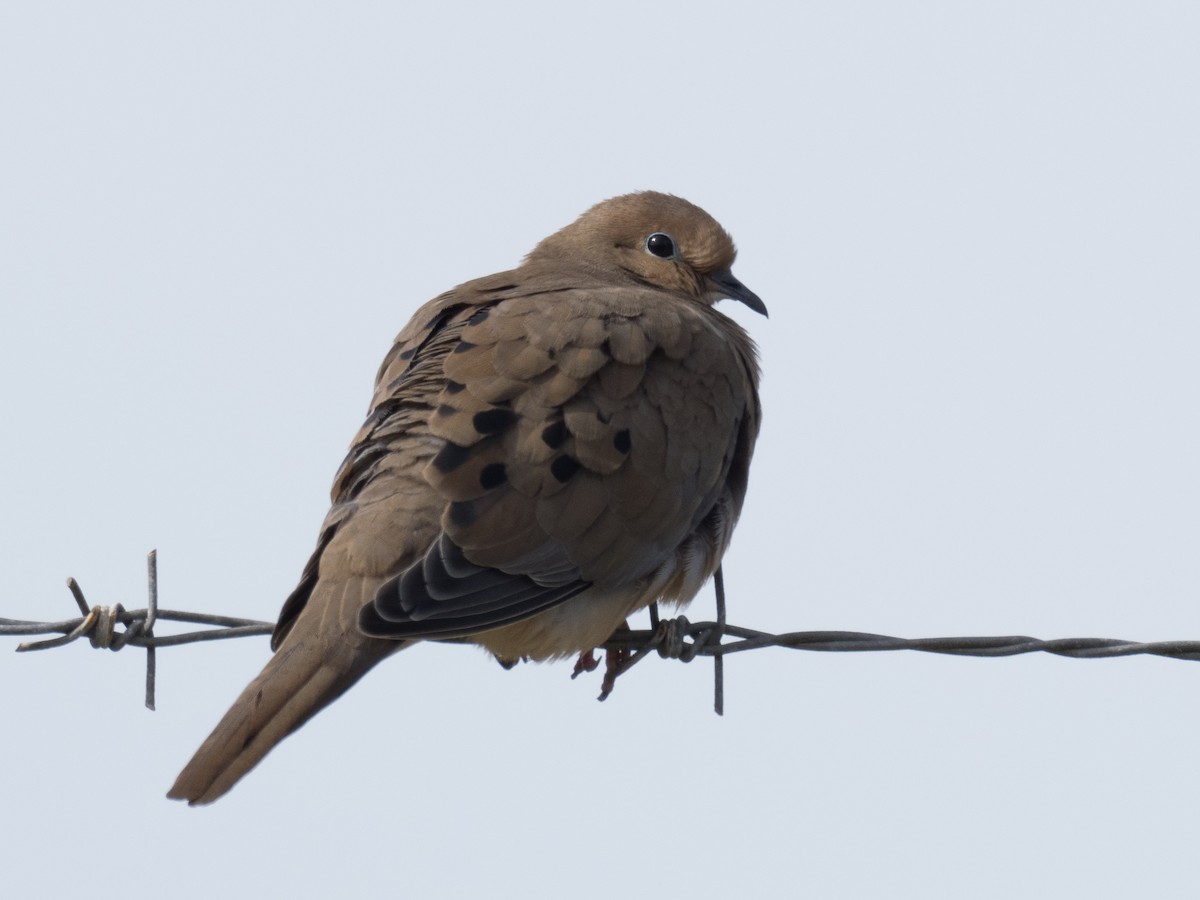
(571, 649), (600, 679)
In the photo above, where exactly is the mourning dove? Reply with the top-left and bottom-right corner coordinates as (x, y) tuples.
(167, 191), (765, 805)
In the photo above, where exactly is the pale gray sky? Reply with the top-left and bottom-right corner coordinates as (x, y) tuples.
(3, 2), (1198, 897)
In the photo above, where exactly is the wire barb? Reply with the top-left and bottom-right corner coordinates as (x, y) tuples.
(1, 551), (273, 710)
(4, 552), (1200, 712)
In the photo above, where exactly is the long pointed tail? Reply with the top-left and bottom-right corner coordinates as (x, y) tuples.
(168, 616), (400, 806)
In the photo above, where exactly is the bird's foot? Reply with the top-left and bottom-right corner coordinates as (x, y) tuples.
(597, 645), (630, 701)
(571, 649), (600, 679)
(572, 621), (632, 699)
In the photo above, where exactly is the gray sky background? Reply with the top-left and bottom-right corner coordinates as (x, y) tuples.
(3, 3), (1198, 897)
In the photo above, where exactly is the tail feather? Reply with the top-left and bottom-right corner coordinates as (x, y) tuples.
(168, 619), (400, 805)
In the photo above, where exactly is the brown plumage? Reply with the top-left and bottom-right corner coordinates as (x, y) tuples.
(167, 191), (765, 805)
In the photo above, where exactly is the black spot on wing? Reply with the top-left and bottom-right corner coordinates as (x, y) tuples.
(432, 442), (471, 474)
(541, 420), (568, 449)
(479, 463), (507, 489)
(473, 408), (516, 435)
(550, 455), (580, 483)
(613, 429), (631, 454)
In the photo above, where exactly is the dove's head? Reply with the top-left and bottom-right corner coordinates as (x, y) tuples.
(528, 191), (767, 316)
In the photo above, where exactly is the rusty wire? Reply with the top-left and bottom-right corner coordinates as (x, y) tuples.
(3, 551), (1199, 714)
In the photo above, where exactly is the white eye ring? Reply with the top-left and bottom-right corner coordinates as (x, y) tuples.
(644, 232), (678, 259)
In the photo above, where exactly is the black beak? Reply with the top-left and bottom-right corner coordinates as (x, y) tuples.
(708, 269), (768, 317)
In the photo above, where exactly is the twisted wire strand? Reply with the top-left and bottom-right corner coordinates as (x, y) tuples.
(601, 623), (1200, 662)
(3, 552), (1198, 712)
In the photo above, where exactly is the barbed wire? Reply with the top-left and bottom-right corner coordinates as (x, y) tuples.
(3, 551), (1198, 714)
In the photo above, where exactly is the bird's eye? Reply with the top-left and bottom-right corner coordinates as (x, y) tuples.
(645, 232), (677, 259)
